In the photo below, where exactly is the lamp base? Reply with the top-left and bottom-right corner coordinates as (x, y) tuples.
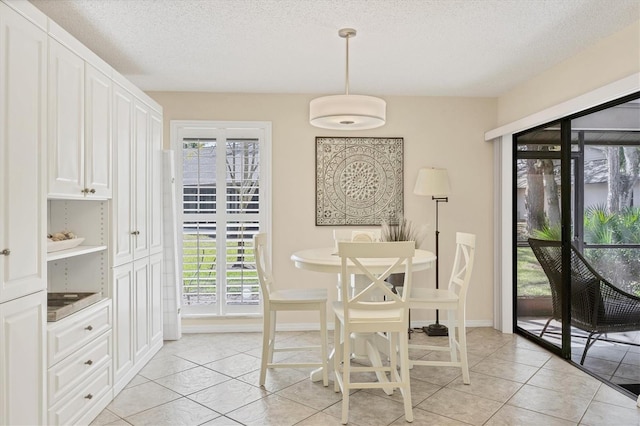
(423, 323), (448, 337)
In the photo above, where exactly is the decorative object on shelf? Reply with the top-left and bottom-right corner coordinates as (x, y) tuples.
(316, 136), (403, 226)
(309, 28), (386, 130)
(414, 167), (451, 336)
(47, 292), (102, 322)
(47, 231), (84, 252)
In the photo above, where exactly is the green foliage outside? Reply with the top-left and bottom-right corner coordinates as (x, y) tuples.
(519, 205), (640, 297)
(182, 234), (259, 304)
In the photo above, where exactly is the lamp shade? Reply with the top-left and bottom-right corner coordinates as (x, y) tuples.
(413, 168), (450, 196)
(309, 94), (386, 130)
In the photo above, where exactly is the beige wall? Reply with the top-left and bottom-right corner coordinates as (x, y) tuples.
(497, 20), (640, 126)
(148, 91), (497, 329)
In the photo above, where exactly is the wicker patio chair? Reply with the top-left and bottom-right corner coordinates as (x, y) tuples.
(528, 238), (640, 364)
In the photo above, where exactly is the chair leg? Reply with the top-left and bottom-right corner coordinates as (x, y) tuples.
(398, 331), (413, 423)
(334, 318), (342, 393)
(259, 309), (271, 386)
(447, 309), (457, 363)
(457, 308), (470, 384)
(320, 305), (329, 387)
(268, 311), (276, 363)
(341, 327), (351, 425)
(539, 318), (553, 338)
(580, 332), (600, 365)
(389, 331), (398, 384)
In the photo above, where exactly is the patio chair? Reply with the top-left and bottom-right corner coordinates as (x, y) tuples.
(528, 238), (640, 364)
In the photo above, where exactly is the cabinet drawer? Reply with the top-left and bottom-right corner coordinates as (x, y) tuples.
(48, 330), (111, 406)
(48, 299), (111, 367)
(48, 364), (112, 426)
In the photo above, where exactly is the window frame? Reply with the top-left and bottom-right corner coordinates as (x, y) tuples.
(171, 120), (272, 317)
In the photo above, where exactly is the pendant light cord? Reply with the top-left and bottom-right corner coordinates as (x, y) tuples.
(344, 33), (350, 95)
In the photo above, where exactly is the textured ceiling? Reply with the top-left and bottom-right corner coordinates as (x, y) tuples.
(29, 0), (640, 97)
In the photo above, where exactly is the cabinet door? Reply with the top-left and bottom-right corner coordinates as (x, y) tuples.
(112, 263), (134, 392)
(133, 259), (149, 362)
(149, 110), (163, 255)
(132, 100), (149, 260)
(149, 253), (163, 346)
(85, 64), (112, 199)
(0, 2), (47, 303)
(48, 39), (85, 199)
(112, 83), (134, 266)
(0, 291), (46, 425)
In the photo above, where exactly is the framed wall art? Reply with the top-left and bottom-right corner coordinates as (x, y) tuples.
(316, 137), (404, 226)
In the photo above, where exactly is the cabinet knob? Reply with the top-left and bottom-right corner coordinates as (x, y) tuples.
(84, 359), (93, 366)
(85, 325), (93, 331)
(131, 231), (140, 235)
(81, 188), (89, 194)
(89, 188), (96, 194)
(84, 393), (93, 400)
(0, 249), (9, 256)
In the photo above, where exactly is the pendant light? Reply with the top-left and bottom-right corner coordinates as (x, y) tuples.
(309, 28), (386, 130)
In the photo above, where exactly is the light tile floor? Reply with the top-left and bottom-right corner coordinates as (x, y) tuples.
(92, 328), (640, 426)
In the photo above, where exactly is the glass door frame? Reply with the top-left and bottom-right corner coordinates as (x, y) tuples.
(512, 91), (640, 361)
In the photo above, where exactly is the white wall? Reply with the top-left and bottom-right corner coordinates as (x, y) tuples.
(489, 19), (640, 333)
(148, 92), (497, 330)
(497, 20), (640, 126)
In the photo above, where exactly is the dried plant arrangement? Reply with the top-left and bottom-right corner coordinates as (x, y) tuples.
(381, 216), (426, 248)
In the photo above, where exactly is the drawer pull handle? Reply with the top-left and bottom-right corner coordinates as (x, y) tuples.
(130, 230), (140, 235)
(0, 249), (9, 256)
(84, 359), (93, 365)
(84, 393), (93, 400)
(85, 325), (93, 331)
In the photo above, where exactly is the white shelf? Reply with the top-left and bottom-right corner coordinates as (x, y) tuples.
(47, 245), (107, 262)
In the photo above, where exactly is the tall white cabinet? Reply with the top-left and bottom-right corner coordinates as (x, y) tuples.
(0, 2), (48, 424)
(0, 1), (164, 424)
(112, 77), (164, 394)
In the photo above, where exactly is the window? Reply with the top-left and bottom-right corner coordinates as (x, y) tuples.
(172, 121), (271, 316)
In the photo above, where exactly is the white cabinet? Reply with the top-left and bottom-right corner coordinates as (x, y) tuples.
(150, 111), (164, 255)
(133, 99), (150, 259)
(48, 39), (112, 200)
(0, 290), (47, 426)
(0, 5), (47, 424)
(112, 256), (162, 395)
(133, 259), (150, 361)
(46, 298), (112, 426)
(150, 253), (163, 345)
(84, 64), (112, 199)
(0, 0), (47, 303)
(112, 89), (163, 267)
(112, 263), (134, 394)
(112, 83), (134, 266)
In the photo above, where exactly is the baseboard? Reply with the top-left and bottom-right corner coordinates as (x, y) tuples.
(181, 319), (495, 334)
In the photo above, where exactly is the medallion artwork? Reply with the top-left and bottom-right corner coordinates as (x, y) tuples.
(316, 137), (403, 225)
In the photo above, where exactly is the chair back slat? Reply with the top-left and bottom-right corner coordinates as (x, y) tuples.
(338, 241), (415, 318)
(254, 233), (272, 300)
(448, 233), (476, 301)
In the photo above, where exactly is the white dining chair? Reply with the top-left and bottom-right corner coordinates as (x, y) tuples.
(408, 232), (476, 384)
(333, 241), (415, 424)
(253, 233), (329, 387)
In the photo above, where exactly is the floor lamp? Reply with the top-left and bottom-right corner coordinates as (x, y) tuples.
(413, 167), (451, 336)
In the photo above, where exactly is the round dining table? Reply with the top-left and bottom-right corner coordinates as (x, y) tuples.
(291, 247), (436, 275)
(290, 246), (436, 387)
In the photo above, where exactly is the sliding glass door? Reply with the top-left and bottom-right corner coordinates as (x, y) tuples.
(513, 94), (640, 398)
